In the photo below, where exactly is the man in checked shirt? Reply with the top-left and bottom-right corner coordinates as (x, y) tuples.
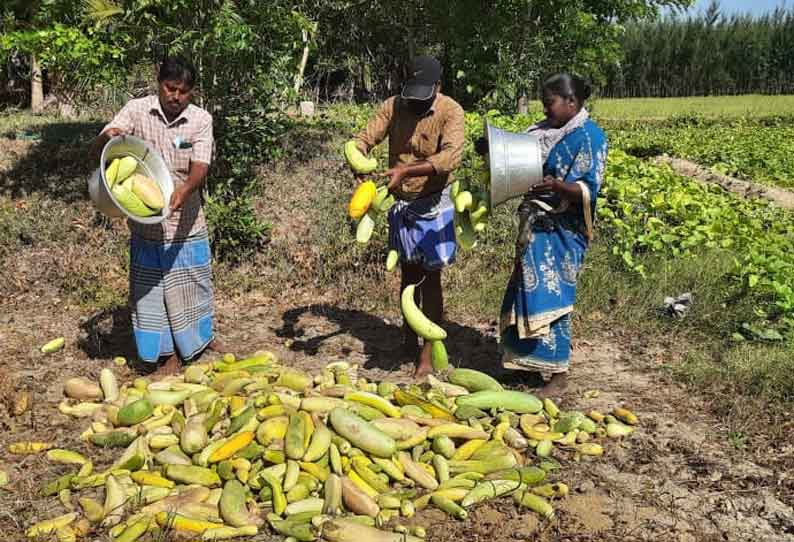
(89, 56), (221, 376)
(353, 56), (465, 378)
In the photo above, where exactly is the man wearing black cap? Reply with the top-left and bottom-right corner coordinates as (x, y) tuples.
(353, 56), (465, 378)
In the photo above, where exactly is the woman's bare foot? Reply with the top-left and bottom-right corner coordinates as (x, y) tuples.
(206, 338), (226, 353)
(413, 342), (434, 379)
(537, 373), (568, 398)
(153, 354), (182, 377)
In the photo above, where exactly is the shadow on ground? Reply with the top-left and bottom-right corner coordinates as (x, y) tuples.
(0, 120), (104, 201)
(77, 304), (137, 361)
(274, 303), (543, 387)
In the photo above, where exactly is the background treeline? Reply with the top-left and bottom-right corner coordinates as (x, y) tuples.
(605, 1), (794, 97)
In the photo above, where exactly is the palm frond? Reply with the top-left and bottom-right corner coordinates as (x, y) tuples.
(82, 0), (124, 23)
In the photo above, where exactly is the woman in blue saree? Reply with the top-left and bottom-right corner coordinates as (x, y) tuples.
(499, 73), (608, 396)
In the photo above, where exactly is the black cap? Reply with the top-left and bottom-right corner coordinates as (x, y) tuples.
(401, 56), (442, 101)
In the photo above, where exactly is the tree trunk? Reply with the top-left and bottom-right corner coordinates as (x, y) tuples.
(31, 53), (44, 112)
(517, 93), (528, 115)
(294, 29), (310, 94)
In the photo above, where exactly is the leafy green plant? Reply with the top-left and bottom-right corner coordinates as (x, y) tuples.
(600, 150), (794, 336)
(608, 116), (794, 189)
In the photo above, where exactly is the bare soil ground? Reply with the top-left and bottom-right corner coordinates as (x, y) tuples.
(654, 154), (794, 210)
(0, 122), (792, 542)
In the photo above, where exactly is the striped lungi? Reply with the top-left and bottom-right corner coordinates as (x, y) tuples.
(129, 232), (215, 363)
(388, 186), (456, 270)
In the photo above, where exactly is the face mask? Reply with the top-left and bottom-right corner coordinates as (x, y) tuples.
(403, 96), (434, 116)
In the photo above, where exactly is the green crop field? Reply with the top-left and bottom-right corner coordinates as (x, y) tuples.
(591, 94), (794, 119)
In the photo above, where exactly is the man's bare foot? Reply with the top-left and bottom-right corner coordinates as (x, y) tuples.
(537, 373), (568, 398)
(413, 342), (433, 379)
(152, 354), (182, 377)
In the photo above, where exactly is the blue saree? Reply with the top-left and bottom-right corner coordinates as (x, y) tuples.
(500, 117), (608, 375)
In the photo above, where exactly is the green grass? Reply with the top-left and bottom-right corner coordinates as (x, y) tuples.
(589, 94), (794, 120)
(0, 109), (103, 137)
(675, 344), (794, 405)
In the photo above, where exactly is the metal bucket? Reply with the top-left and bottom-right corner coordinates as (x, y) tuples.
(485, 120), (544, 207)
(87, 135), (174, 224)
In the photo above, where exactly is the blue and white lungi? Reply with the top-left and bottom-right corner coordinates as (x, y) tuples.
(129, 232), (215, 363)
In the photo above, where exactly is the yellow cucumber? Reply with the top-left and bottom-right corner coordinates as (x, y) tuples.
(430, 340), (448, 370)
(321, 518), (423, 542)
(575, 443), (604, 456)
(432, 454), (450, 483)
(543, 398), (560, 418)
(606, 421), (635, 438)
(155, 512), (223, 533)
(285, 497), (324, 516)
(456, 390), (542, 414)
(105, 158), (120, 187)
(163, 465), (221, 487)
(456, 212), (478, 249)
(64, 377), (103, 401)
(285, 413), (307, 460)
(210, 431), (255, 463)
(101, 475), (125, 528)
(455, 191), (473, 213)
(448, 368), (504, 392)
(356, 212), (376, 244)
(256, 416), (288, 445)
(514, 490), (554, 519)
(613, 407), (639, 425)
(427, 423), (489, 440)
(257, 404), (288, 419)
(531, 482), (569, 499)
(329, 443), (344, 475)
(9, 441), (53, 454)
(323, 473), (343, 515)
(396, 427), (428, 450)
(328, 407), (396, 458)
(260, 471), (286, 515)
(78, 497), (104, 523)
(401, 284), (447, 341)
(386, 249), (399, 272)
(341, 475), (380, 517)
(303, 422), (332, 462)
(349, 180), (378, 219)
(461, 479), (522, 508)
(26, 513), (78, 538)
(397, 452), (438, 490)
(41, 337), (66, 354)
(219, 479), (259, 527)
(299, 410), (314, 450)
(114, 517), (151, 542)
(46, 449), (88, 466)
(344, 141), (378, 174)
(536, 439), (554, 457)
(351, 456), (390, 493)
(114, 156), (137, 185)
(130, 471), (174, 489)
(451, 439), (487, 461)
(300, 396), (346, 413)
(284, 460), (300, 492)
(371, 457), (404, 482)
(299, 461), (329, 482)
(117, 398), (153, 426)
(345, 391), (401, 418)
(371, 418), (422, 441)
